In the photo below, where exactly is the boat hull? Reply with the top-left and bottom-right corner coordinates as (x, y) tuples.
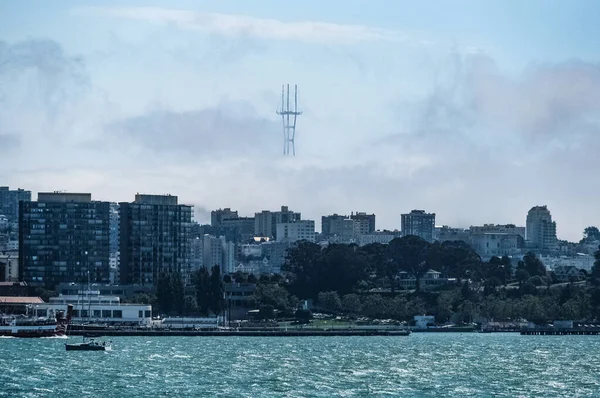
(0, 325), (64, 338)
(65, 343), (106, 351)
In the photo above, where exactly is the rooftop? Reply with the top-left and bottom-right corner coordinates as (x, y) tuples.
(0, 296), (44, 304)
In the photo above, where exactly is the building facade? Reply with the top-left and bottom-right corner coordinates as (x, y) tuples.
(211, 208), (239, 227)
(0, 186), (31, 224)
(526, 206), (558, 252)
(19, 192), (110, 289)
(276, 220), (316, 243)
(119, 194), (192, 286)
(469, 232), (521, 259)
(255, 206), (301, 239)
(401, 210), (436, 242)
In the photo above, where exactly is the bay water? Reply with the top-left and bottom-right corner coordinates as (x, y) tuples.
(1, 333), (599, 397)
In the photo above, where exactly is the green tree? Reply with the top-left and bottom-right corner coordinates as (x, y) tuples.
(193, 267), (211, 316)
(253, 283), (292, 311)
(521, 252), (546, 277)
(247, 273), (258, 284)
(156, 272), (173, 314)
(209, 265), (224, 315)
(591, 246), (600, 279)
(317, 291), (342, 314)
(170, 272), (185, 315)
(342, 294), (362, 315)
(183, 295), (198, 315)
(581, 226), (600, 243)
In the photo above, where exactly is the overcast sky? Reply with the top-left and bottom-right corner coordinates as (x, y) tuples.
(1, 0), (599, 240)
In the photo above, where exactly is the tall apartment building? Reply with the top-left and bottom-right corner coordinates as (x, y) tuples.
(119, 194), (192, 286)
(401, 210), (436, 242)
(276, 220), (316, 243)
(0, 186), (31, 223)
(255, 206), (301, 239)
(221, 216), (255, 242)
(526, 205), (558, 252)
(202, 234), (236, 274)
(108, 203), (120, 284)
(321, 214), (347, 237)
(211, 208), (239, 227)
(19, 192), (110, 289)
(350, 212), (376, 234)
(322, 212), (375, 241)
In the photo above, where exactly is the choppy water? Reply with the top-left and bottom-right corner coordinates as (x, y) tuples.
(1, 333), (600, 397)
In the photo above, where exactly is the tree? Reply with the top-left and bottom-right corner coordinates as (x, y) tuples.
(156, 272), (173, 314)
(516, 269), (530, 285)
(183, 295), (198, 315)
(223, 274), (232, 283)
(521, 252), (546, 277)
(253, 283), (292, 311)
(342, 294), (362, 315)
(170, 272), (185, 315)
(131, 293), (156, 305)
(591, 246), (600, 279)
(247, 273), (258, 284)
(209, 265), (224, 315)
(581, 227), (600, 243)
(193, 267), (211, 316)
(317, 291), (342, 314)
(295, 309), (312, 323)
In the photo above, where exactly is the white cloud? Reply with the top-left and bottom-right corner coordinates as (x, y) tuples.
(73, 6), (408, 44)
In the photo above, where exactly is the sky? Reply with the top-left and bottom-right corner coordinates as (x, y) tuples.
(1, 1), (600, 240)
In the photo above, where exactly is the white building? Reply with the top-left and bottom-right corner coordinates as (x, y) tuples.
(240, 243), (263, 258)
(276, 220), (316, 243)
(469, 233), (521, 259)
(221, 238), (236, 274)
(526, 205), (558, 251)
(0, 215), (8, 231)
(37, 290), (152, 325)
(358, 232), (400, 246)
(0, 253), (18, 282)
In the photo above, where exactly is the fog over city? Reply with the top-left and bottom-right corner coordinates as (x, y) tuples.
(1, 1), (599, 240)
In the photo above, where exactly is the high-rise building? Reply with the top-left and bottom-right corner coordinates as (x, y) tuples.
(276, 220), (316, 243)
(221, 217), (255, 242)
(211, 208), (239, 227)
(255, 206), (301, 239)
(109, 203), (120, 284)
(526, 206), (558, 252)
(0, 186), (31, 224)
(321, 214), (347, 237)
(19, 192), (110, 289)
(254, 210), (273, 238)
(119, 194), (192, 286)
(350, 212), (376, 234)
(401, 210), (436, 242)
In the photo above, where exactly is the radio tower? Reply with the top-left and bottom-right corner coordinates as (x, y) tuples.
(276, 84), (303, 156)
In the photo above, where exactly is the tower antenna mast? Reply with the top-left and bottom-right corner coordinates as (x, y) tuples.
(276, 84), (303, 156)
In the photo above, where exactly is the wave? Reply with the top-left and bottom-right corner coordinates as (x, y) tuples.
(41, 335), (68, 339)
(0, 335), (15, 338)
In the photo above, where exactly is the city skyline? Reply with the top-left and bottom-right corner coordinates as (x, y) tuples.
(2, 1), (600, 242)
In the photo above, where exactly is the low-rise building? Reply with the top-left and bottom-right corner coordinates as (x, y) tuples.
(0, 253), (19, 282)
(37, 289), (152, 326)
(552, 265), (586, 283)
(358, 231), (401, 246)
(397, 270), (456, 290)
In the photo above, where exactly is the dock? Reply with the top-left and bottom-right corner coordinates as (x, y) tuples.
(520, 328), (600, 335)
(68, 329), (411, 337)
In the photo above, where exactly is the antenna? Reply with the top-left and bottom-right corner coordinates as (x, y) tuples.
(276, 84), (303, 156)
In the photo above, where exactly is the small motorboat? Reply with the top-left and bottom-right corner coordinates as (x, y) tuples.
(65, 337), (111, 351)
